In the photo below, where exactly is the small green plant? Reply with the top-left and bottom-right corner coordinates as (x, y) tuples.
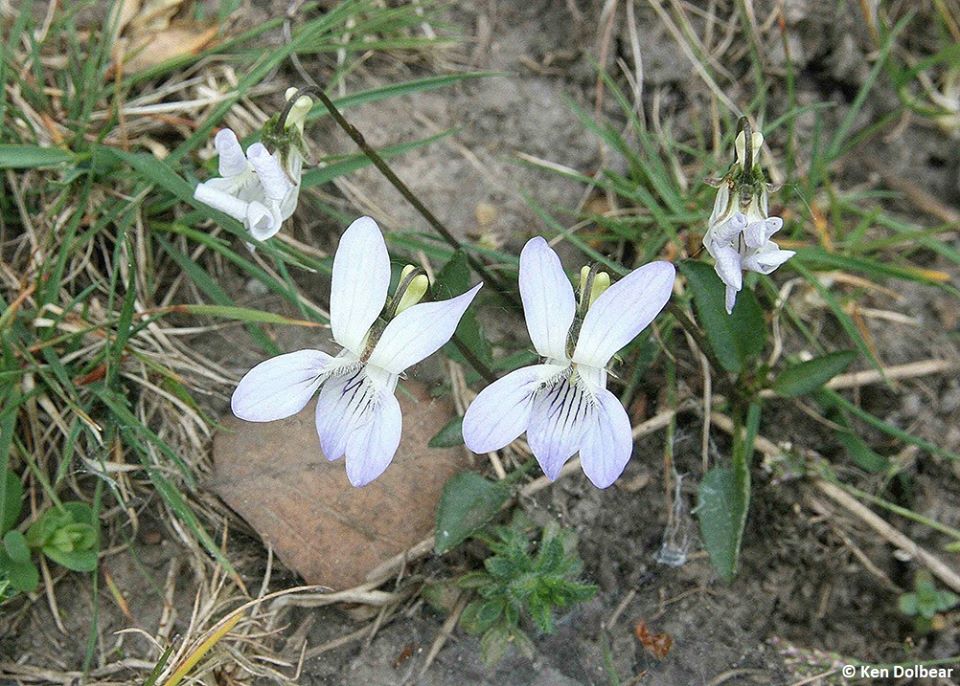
(456, 515), (597, 665)
(0, 487), (100, 599)
(898, 571), (959, 634)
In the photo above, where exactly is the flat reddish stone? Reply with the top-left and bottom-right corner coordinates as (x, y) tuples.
(210, 381), (467, 589)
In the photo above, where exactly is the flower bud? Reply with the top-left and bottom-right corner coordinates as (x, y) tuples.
(283, 87), (313, 134)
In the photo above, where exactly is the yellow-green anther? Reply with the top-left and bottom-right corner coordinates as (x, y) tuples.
(589, 271), (610, 306)
(579, 265), (590, 291)
(395, 266), (429, 314)
(399, 264), (417, 282)
(578, 265), (610, 312)
(283, 87), (313, 133)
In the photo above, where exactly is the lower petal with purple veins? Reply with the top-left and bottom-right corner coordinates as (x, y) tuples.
(579, 388), (633, 488)
(344, 391), (402, 487)
(462, 364), (562, 453)
(315, 366), (381, 462)
(527, 373), (596, 480)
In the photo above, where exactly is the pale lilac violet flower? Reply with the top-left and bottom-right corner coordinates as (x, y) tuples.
(703, 129), (794, 314)
(462, 237), (675, 488)
(194, 88), (312, 241)
(231, 216), (482, 487)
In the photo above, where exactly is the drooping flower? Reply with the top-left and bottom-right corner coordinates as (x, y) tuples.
(231, 216), (482, 486)
(194, 88), (312, 241)
(703, 127), (795, 314)
(462, 237), (675, 488)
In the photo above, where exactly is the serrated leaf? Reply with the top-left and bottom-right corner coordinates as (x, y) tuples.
(772, 351), (857, 397)
(457, 571), (493, 590)
(679, 261), (765, 373)
(527, 595), (554, 633)
(429, 416), (465, 448)
(434, 472), (510, 554)
(479, 623), (514, 665)
(484, 554), (515, 579)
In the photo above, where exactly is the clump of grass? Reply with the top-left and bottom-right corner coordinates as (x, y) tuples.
(0, 0), (488, 679)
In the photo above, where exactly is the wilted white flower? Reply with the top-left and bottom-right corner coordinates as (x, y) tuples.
(231, 217), (481, 487)
(703, 127), (794, 314)
(462, 237), (675, 488)
(194, 88), (312, 241)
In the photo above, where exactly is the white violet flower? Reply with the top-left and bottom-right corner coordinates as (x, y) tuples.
(462, 237), (675, 488)
(194, 88), (312, 241)
(703, 127), (794, 314)
(231, 216), (482, 487)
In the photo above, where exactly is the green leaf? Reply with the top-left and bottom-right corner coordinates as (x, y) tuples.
(97, 147), (196, 204)
(479, 623), (514, 665)
(836, 430), (888, 473)
(169, 304), (323, 327)
(457, 571), (492, 590)
(0, 144), (75, 169)
(898, 593), (918, 616)
(0, 550), (39, 593)
(771, 351), (857, 397)
(3, 530), (30, 564)
(429, 416), (465, 448)
(433, 250), (492, 368)
(527, 595), (555, 634)
(680, 261), (765, 373)
(39, 502), (99, 572)
(697, 466), (749, 582)
(484, 554), (516, 579)
(434, 472), (510, 554)
(936, 590), (959, 612)
(1, 471), (23, 534)
(460, 599), (503, 635)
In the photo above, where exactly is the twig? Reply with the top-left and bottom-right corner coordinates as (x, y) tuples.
(814, 479), (960, 594)
(418, 591), (468, 677)
(603, 588), (636, 630)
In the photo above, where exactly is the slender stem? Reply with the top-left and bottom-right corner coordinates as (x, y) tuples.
(282, 85), (519, 307)
(449, 335), (498, 384)
(280, 85), (502, 383)
(666, 301), (725, 376)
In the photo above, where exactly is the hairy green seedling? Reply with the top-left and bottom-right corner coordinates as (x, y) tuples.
(456, 517), (597, 665)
